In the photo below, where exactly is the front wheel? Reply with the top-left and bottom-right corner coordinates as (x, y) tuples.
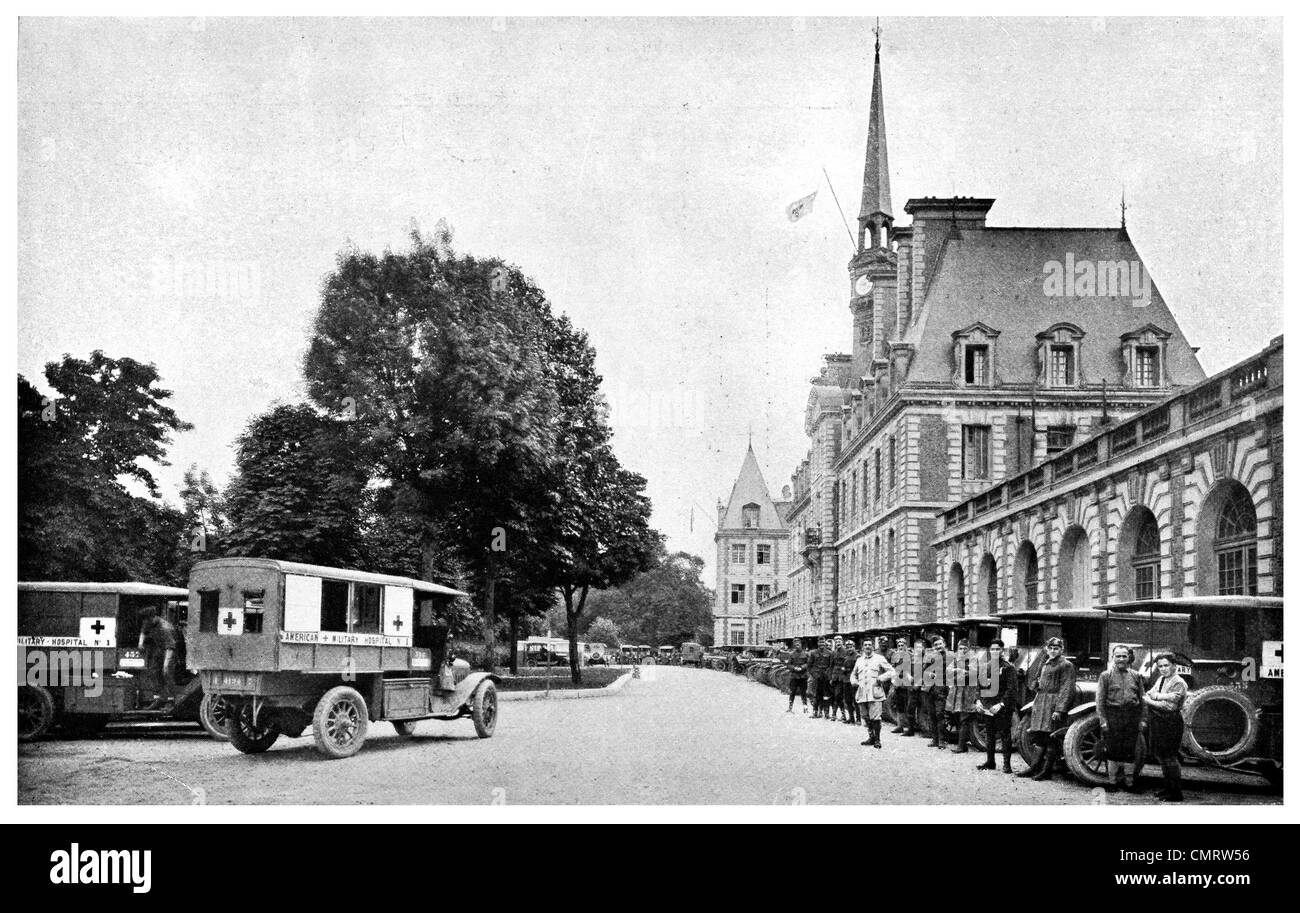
(19, 686), (56, 742)
(1015, 714), (1041, 767)
(229, 702), (280, 754)
(471, 681), (498, 738)
(198, 692), (232, 741)
(1063, 714), (1149, 786)
(312, 686), (369, 759)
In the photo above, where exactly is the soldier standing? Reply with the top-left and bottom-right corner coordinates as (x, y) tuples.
(138, 606), (178, 711)
(808, 638), (834, 719)
(786, 641), (810, 714)
(887, 637), (914, 735)
(921, 636), (950, 749)
(1016, 636), (1076, 782)
(975, 639), (1017, 773)
(1143, 653), (1188, 802)
(851, 637), (896, 748)
(945, 638), (980, 753)
(837, 639), (860, 724)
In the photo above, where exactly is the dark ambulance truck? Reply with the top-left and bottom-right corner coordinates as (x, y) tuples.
(187, 557), (499, 759)
(18, 581), (229, 741)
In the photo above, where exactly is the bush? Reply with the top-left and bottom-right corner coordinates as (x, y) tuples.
(494, 667), (626, 691)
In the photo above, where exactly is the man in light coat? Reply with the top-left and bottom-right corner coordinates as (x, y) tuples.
(851, 637), (896, 749)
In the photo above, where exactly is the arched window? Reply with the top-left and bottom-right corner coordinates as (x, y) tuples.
(979, 554), (997, 614)
(1013, 541), (1038, 612)
(1133, 512), (1161, 601)
(1058, 526), (1092, 610)
(949, 562), (966, 618)
(1215, 488), (1258, 596)
(742, 503), (760, 529)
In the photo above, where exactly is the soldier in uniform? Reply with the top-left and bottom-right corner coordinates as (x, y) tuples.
(851, 637), (896, 748)
(1016, 636), (1076, 781)
(808, 638), (834, 719)
(888, 637), (917, 735)
(137, 605), (178, 711)
(1143, 653), (1188, 802)
(837, 638), (860, 724)
(827, 636), (846, 721)
(945, 638), (980, 753)
(975, 638), (1018, 773)
(786, 641), (810, 714)
(921, 636), (950, 749)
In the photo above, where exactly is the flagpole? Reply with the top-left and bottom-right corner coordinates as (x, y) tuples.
(822, 166), (858, 252)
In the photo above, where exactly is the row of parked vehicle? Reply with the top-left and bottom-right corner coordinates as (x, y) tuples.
(709, 597), (1283, 791)
(19, 557), (500, 759)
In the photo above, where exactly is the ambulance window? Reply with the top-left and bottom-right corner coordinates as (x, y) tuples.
(243, 590), (265, 634)
(353, 583), (381, 633)
(199, 590), (220, 632)
(321, 580), (349, 632)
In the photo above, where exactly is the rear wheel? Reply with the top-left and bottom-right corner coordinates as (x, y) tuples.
(1015, 715), (1042, 767)
(18, 686), (56, 742)
(471, 681), (498, 738)
(229, 702), (280, 754)
(312, 686), (369, 759)
(198, 692), (232, 741)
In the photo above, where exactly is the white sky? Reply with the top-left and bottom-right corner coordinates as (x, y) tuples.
(17, 17), (1283, 586)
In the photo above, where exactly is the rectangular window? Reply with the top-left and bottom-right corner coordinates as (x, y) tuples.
(1049, 345), (1076, 386)
(1217, 547), (1259, 596)
(1046, 425), (1075, 456)
(1136, 346), (1159, 387)
(756, 584), (772, 603)
(730, 584), (746, 605)
(730, 629), (745, 646)
(321, 579), (350, 632)
(964, 345), (988, 385)
(730, 543), (746, 565)
(242, 590), (266, 634)
(874, 450), (882, 501)
(888, 436), (897, 490)
(962, 425), (991, 480)
(1134, 563), (1159, 601)
(756, 544), (771, 565)
(198, 590), (220, 633)
(352, 583), (382, 633)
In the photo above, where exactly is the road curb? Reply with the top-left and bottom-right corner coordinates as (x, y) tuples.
(498, 670), (635, 701)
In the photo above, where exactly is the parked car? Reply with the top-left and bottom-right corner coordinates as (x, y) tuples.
(18, 581), (230, 741)
(188, 558), (496, 759)
(657, 646), (676, 665)
(679, 641), (706, 667)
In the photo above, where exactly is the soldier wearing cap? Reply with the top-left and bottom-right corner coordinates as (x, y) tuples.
(836, 638), (860, 724)
(808, 637), (835, 719)
(888, 636), (918, 736)
(945, 638), (980, 753)
(851, 636), (896, 748)
(1017, 636), (1076, 781)
(921, 636), (950, 748)
(975, 638), (1018, 773)
(785, 640), (810, 714)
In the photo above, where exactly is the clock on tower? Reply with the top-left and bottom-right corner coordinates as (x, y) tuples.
(854, 274), (873, 297)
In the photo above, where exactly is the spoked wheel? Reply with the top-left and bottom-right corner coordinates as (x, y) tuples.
(471, 681), (498, 738)
(1015, 715), (1042, 768)
(198, 692), (232, 741)
(229, 701), (280, 754)
(312, 686), (369, 759)
(1064, 715), (1149, 787)
(19, 686), (56, 742)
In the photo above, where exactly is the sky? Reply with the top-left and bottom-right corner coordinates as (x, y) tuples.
(17, 17), (1284, 586)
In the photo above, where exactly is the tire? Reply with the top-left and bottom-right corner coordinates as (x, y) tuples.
(967, 716), (988, 753)
(392, 720), (417, 737)
(228, 701), (280, 754)
(18, 685), (56, 742)
(1015, 714), (1041, 767)
(1181, 686), (1259, 765)
(1061, 714), (1150, 786)
(312, 686), (369, 759)
(198, 692), (232, 741)
(471, 681), (498, 739)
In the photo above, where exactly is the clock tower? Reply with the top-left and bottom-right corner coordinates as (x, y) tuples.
(850, 24), (897, 383)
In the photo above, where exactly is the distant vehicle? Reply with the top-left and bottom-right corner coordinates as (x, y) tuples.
(18, 581), (229, 741)
(188, 558), (497, 759)
(657, 646), (676, 665)
(679, 642), (705, 667)
(587, 642), (610, 666)
(637, 644), (655, 665)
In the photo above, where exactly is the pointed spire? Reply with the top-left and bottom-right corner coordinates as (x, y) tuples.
(858, 19), (893, 251)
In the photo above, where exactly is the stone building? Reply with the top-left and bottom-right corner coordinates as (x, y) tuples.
(756, 33), (1211, 644)
(933, 339), (1282, 621)
(713, 444), (791, 645)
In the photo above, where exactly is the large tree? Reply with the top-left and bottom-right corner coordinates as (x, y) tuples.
(581, 548), (714, 648)
(18, 352), (191, 583)
(302, 231), (561, 665)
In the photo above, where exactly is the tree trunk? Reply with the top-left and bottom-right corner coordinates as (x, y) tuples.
(562, 587), (582, 685)
(508, 605), (519, 675)
(481, 559), (497, 674)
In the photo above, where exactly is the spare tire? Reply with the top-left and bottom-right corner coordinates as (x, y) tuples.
(1182, 686), (1259, 765)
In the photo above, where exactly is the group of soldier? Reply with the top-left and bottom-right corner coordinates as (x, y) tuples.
(779, 634), (1187, 800)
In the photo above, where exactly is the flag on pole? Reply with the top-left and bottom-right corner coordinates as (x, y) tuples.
(786, 190), (818, 222)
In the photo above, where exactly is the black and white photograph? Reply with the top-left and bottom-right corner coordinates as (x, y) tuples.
(9, 7), (1294, 843)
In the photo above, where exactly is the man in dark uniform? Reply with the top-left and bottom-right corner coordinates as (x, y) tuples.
(975, 638), (1018, 773)
(786, 641), (809, 713)
(1016, 636), (1076, 781)
(921, 636), (950, 748)
(137, 605), (178, 711)
(808, 637), (834, 719)
(888, 637), (918, 735)
(836, 638), (859, 724)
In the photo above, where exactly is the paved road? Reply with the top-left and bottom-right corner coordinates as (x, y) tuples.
(18, 666), (1280, 805)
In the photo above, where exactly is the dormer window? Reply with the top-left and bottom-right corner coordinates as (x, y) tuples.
(742, 503), (760, 529)
(1036, 323), (1085, 389)
(951, 323), (1000, 388)
(1120, 324), (1172, 390)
